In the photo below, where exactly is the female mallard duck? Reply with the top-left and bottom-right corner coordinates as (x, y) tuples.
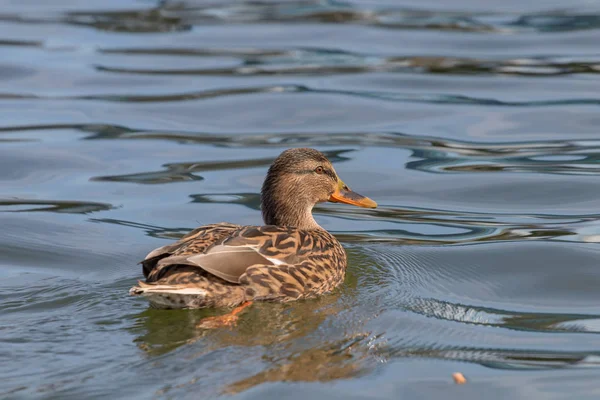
(130, 148), (376, 325)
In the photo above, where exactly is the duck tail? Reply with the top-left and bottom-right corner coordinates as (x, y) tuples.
(129, 280), (208, 308)
(129, 280), (246, 309)
(129, 280), (207, 295)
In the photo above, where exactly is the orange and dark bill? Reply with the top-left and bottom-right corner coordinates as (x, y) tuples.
(328, 180), (377, 208)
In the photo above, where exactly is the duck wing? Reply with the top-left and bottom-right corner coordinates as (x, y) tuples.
(146, 225), (303, 284)
(141, 223), (240, 279)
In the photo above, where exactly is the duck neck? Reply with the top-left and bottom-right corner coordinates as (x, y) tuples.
(262, 201), (320, 230)
(261, 180), (321, 230)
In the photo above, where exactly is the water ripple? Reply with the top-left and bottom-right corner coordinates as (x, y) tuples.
(3, 123), (599, 177)
(335, 205), (600, 245)
(94, 53), (600, 77)
(351, 243), (600, 369)
(0, 199), (113, 214)
(5, 2), (599, 34)
(87, 129), (600, 178)
(6, 124), (587, 161)
(4, 84), (600, 107)
(408, 298), (600, 334)
(91, 149), (352, 184)
(407, 138), (600, 176)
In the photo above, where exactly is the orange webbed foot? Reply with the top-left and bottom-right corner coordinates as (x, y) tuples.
(196, 301), (253, 330)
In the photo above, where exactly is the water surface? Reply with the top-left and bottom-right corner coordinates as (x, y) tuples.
(2, 0), (600, 398)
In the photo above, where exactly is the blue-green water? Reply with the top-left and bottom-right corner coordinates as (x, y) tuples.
(2, 1), (600, 398)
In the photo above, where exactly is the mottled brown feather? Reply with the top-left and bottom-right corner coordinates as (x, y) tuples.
(187, 245), (275, 283)
(132, 224), (347, 308)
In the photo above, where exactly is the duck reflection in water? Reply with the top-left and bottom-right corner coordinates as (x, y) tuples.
(132, 271), (384, 395)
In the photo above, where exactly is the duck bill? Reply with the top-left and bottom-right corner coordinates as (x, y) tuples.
(328, 180), (377, 208)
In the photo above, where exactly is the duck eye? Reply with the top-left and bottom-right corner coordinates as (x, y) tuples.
(315, 166), (324, 174)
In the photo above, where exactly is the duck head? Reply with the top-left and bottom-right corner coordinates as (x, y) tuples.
(261, 148), (377, 229)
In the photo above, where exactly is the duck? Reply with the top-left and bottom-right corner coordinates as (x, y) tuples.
(129, 148), (376, 327)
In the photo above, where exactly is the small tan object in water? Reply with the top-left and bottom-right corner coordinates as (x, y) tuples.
(452, 372), (467, 384)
